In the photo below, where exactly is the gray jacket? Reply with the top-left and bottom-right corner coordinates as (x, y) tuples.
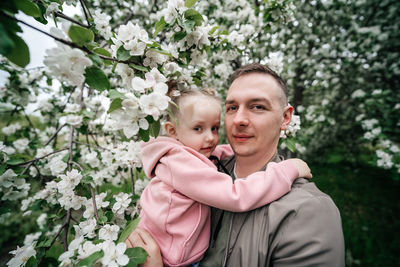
(200, 154), (345, 267)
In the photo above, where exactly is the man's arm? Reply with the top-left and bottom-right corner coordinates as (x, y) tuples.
(272, 196), (345, 266)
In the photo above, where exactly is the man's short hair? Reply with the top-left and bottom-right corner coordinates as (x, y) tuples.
(229, 63), (288, 102)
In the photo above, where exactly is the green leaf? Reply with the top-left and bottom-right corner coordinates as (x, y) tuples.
(284, 138), (296, 153)
(0, 24), (14, 55)
(15, 0), (41, 17)
(78, 250), (104, 266)
(184, 9), (204, 26)
(81, 176), (94, 184)
(117, 217), (141, 243)
(125, 247), (148, 266)
(37, 238), (52, 248)
(129, 63), (148, 72)
(6, 34), (30, 67)
(173, 31), (187, 41)
(68, 25), (94, 46)
(153, 16), (166, 37)
(84, 66), (110, 91)
(94, 47), (112, 57)
(182, 20), (195, 33)
(34, 3), (48, 24)
(25, 256), (37, 267)
(209, 25), (219, 34)
(139, 128), (150, 142)
(108, 90), (126, 100)
(149, 120), (161, 138)
(0, 164), (7, 176)
(184, 0), (198, 8)
(107, 98), (123, 113)
(148, 48), (172, 57)
(117, 46), (131, 61)
(6, 157), (24, 165)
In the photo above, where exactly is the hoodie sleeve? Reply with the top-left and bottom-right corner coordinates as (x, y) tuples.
(211, 144), (234, 160)
(155, 146), (299, 212)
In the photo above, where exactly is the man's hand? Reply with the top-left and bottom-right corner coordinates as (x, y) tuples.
(288, 158), (312, 179)
(125, 228), (163, 267)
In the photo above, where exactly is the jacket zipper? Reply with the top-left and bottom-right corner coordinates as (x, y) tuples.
(222, 212), (233, 266)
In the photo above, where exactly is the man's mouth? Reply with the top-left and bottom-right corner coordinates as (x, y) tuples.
(233, 134), (252, 142)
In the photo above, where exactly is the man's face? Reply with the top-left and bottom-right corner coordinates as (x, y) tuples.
(224, 73), (292, 159)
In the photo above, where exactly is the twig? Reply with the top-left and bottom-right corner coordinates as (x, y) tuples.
(45, 124), (67, 146)
(55, 11), (89, 28)
(89, 184), (99, 221)
(79, 0), (92, 26)
(19, 148), (68, 166)
(73, 140), (110, 151)
(62, 209), (72, 251)
(20, 148), (68, 175)
(68, 126), (75, 172)
(71, 161), (83, 171)
(130, 168), (135, 195)
(37, 209), (71, 264)
(85, 133), (91, 153)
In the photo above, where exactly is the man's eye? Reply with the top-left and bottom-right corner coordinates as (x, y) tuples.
(226, 106), (237, 112)
(252, 105), (266, 110)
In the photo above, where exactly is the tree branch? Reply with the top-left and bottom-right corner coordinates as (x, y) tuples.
(55, 11), (89, 28)
(0, 12), (138, 65)
(45, 123), (67, 146)
(89, 184), (99, 221)
(130, 168), (135, 195)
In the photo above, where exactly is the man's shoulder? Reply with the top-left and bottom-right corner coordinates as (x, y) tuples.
(266, 178), (341, 221)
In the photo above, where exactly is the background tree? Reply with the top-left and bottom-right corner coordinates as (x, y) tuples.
(267, 0), (400, 176)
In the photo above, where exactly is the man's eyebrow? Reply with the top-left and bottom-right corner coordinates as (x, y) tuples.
(225, 97), (273, 106)
(225, 99), (236, 105)
(250, 97), (272, 106)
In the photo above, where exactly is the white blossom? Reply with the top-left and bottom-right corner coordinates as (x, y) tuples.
(7, 245), (36, 267)
(134, 178), (150, 195)
(99, 224), (120, 241)
(2, 123), (22, 136)
(23, 232), (41, 246)
(112, 192), (132, 215)
(66, 114), (83, 126)
(13, 138), (29, 153)
(101, 241), (129, 267)
(36, 213), (47, 229)
(139, 92), (170, 120)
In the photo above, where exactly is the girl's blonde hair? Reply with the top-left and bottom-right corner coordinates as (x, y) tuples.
(166, 80), (221, 122)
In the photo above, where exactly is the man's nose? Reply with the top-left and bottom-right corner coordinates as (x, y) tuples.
(233, 107), (249, 126)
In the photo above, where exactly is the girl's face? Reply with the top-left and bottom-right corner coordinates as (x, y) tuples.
(173, 95), (221, 158)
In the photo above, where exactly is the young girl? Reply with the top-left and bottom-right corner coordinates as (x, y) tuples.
(137, 86), (311, 267)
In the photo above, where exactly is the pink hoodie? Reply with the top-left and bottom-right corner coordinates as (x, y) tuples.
(138, 136), (298, 266)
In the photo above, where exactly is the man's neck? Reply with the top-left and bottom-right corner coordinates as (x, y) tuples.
(234, 149), (277, 178)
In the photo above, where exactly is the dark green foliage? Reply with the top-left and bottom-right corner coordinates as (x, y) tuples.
(311, 163), (400, 266)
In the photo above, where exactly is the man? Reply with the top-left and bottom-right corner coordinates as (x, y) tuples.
(126, 63), (345, 266)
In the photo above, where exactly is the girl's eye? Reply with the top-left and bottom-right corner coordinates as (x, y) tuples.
(193, 127), (201, 131)
(212, 126), (219, 132)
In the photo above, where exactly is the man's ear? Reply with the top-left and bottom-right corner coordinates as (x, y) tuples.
(280, 105), (294, 130)
(164, 122), (178, 139)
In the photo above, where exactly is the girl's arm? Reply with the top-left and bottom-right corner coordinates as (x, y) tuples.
(155, 147), (310, 212)
(211, 144), (234, 160)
